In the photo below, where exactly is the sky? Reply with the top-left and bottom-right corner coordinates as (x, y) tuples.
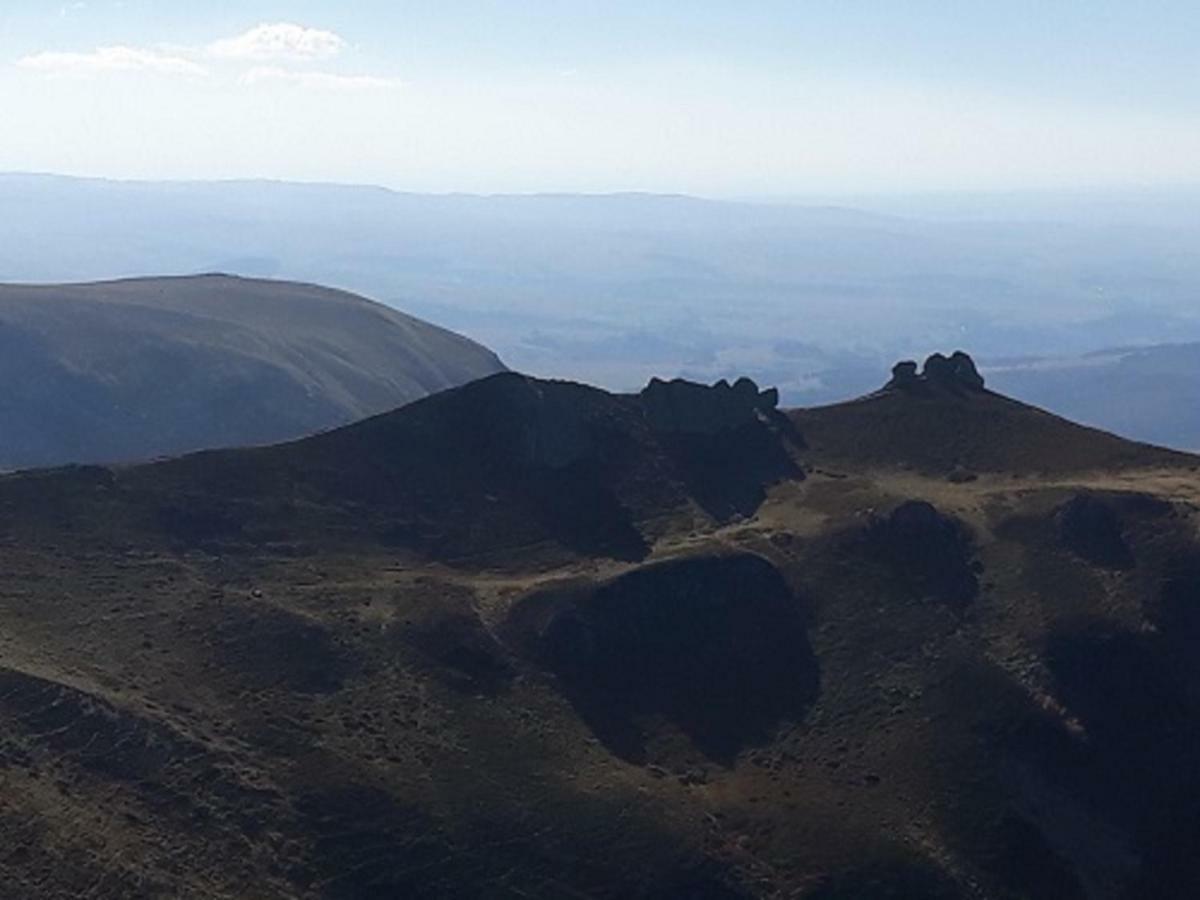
(1, 1), (1199, 195)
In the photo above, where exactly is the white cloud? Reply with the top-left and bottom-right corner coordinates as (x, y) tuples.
(241, 66), (400, 91)
(16, 45), (206, 77)
(12, 22), (385, 86)
(209, 23), (346, 62)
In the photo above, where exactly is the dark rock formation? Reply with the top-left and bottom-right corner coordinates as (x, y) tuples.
(858, 501), (980, 609)
(1055, 494), (1134, 569)
(640, 376), (780, 435)
(890, 360), (920, 387)
(925, 351), (986, 390)
(885, 351), (986, 394)
(626, 376), (800, 523)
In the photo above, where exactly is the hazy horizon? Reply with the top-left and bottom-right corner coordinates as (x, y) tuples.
(6, 169), (1200, 224)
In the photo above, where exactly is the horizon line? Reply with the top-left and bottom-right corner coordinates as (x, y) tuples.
(3, 169), (1199, 205)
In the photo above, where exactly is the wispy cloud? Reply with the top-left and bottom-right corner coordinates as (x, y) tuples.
(16, 45), (206, 77)
(208, 23), (346, 62)
(241, 66), (400, 91)
(14, 22), (396, 88)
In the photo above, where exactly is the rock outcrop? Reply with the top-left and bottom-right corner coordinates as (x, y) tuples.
(886, 351), (986, 394)
(637, 376), (800, 522)
(640, 377), (780, 435)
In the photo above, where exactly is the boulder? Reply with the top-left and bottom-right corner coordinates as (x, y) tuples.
(890, 360), (920, 387)
(947, 351), (986, 390)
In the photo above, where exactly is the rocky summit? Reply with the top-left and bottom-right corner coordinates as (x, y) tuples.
(0, 356), (1198, 898)
(887, 350), (987, 393)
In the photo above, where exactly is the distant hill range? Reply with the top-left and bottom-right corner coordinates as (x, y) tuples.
(0, 275), (505, 470)
(984, 343), (1200, 451)
(6, 174), (1200, 437)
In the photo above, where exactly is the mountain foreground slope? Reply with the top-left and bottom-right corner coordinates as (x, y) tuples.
(1, 354), (1199, 898)
(0, 274), (505, 470)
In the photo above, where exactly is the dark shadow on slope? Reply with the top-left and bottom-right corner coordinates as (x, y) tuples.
(209, 605), (356, 695)
(157, 500), (249, 545)
(372, 373), (654, 563)
(295, 787), (444, 900)
(980, 813), (1089, 900)
(0, 667), (186, 783)
(1153, 550), (1200, 637)
(807, 860), (965, 900)
(907, 658), (1101, 899)
(385, 585), (515, 695)
(1041, 623), (1200, 897)
(295, 784), (750, 900)
(1054, 493), (1135, 569)
(508, 553), (819, 765)
(0, 667), (284, 840)
(639, 376), (803, 523)
(515, 460), (651, 562)
(658, 419), (803, 523)
(853, 501), (980, 610)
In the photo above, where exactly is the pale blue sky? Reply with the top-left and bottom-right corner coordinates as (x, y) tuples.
(2, 1), (1198, 194)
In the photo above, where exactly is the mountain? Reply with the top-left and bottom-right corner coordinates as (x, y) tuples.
(0, 274), (505, 470)
(0, 353), (1198, 897)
